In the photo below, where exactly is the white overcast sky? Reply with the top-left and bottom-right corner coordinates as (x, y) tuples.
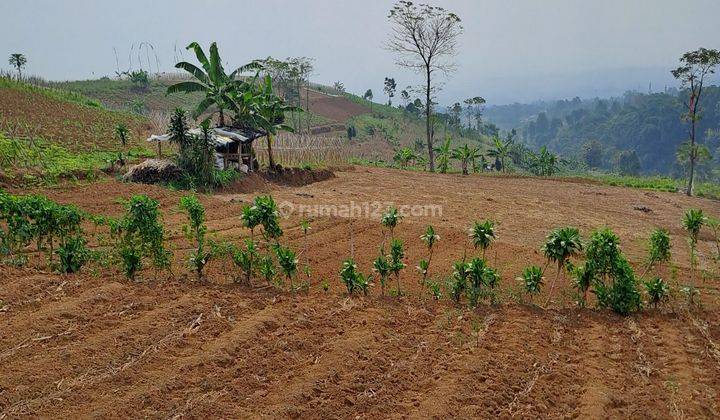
(3, 0), (720, 104)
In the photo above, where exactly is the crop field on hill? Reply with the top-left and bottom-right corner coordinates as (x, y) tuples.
(0, 80), (150, 152)
(1, 167), (719, 417)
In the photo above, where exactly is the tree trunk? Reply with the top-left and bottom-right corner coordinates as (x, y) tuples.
(462, 160), (468, 175)
(266, 134), (276, 169)
(425, 68), (435, 172)
(545, 264), (561, 307)
(687, 112), (696, 196)
(219, 109), (225, 127)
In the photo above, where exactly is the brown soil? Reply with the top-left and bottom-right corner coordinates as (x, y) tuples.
(2, 167), (720, 418)
(0, 86), (150, 151)
(304, 88), (370, 123)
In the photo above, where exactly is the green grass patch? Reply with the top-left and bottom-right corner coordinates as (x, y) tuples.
(0, 134), (152, 185)
(0, 77), (103, 108)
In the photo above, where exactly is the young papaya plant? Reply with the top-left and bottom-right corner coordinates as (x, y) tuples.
(644, 277), (669, 308)
(643, 228), (672, 276)
(518, 265), (544, 301)
(585, 228), (642, 315)
(253, 195), (283, 241)
(541, 226), (582, 306)
(381, 206), (402, 240)
(339, 258), (371, 296)
(448, 260), (469, 304)
(389, 238), (406, 296)
(241, 204), (262, 240)
(569, 261), (594, 307)
(465, 257), (499, 306)
(56, 235), (90, 274)
(232, 239), (260, 285)
(373, 247), (391, 297)
(470, 220), (496, 259)
(682, 208), (704, 270)
(275, 245), (298, 293)
(111, 195), (171, 280)
(417, 225), (440, 285)
(180, 195), (211, 282)
(258, 254), (277, 285)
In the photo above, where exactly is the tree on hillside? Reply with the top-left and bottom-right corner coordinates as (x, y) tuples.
(671, 47), (720, 195)
(463, 96), (486, 130)
(364, 89), (374, 111)
(583, 140), (603, 168)
(400, 89), (410, 107)
(333, 81), (345, 93)
(386, 1), (463, 172)
(167, 42), (261, 126)
(384, 77), (397, 105)
(8, 53), (27, 79)
(449, 102), (463, 128)
(255, 75), (301, 170)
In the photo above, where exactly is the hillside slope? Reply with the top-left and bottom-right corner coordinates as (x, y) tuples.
(0, 78), (151, 151)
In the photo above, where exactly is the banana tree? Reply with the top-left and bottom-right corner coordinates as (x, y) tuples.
(452, 144), (480, 175)
(433, 137), (452, 173)
(253, 75), (302, 169)
(167, 42), (260, 126)
(487, 136), (512, 173)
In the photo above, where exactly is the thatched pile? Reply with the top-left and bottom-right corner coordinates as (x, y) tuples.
(123, 159), (183, 184)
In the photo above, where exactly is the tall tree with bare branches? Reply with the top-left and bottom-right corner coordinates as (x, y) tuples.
(386, 1), (462, 172)
(671, 47), (720, 196)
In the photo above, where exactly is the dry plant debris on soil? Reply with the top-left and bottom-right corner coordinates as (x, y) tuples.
(1, 167), (719, 418)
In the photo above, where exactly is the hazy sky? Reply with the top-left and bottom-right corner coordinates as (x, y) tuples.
(3, 0), (720, 105)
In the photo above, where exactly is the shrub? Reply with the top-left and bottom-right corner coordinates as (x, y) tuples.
(258, 254), (277, 284)
(111, 195), (170, 280)
(585, 228), (642, 315)
(682, 209), (704, 269)
(252, 195), (283, 241)
(373, 247), (391, 296)
(0, 191), (88, 271)
(594, 256), (642, 315)
(180, 195), (211, 281)
(542, 226), (582, 305)
(381, 207), (402, 239)
(275, 245), (298, 293)
(56, 235), (90, 274)
(418, 225), (439, 284)
(644, 277), (669, 308)
(519, 265), (544, 299)
(232, 239), (259, 285)
(340, 258), (371, 296)
(645, 228), (671, 274)
(470, 220), (496, 258)
(448, 260), (469, 304)
(465, 257), (499, 306)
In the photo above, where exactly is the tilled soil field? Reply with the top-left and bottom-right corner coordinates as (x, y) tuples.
(2, 167), (720, 418)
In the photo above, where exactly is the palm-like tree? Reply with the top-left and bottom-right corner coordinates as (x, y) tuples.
(433, 137), (452, 173)
(487, 136), (512, 173)
(529, 146), (559, 176)
(8, 53), (27, 79)
(542, 227), (583, 306)
(471, 220), (496, 258)
(167, 42), (260, 126)
(254, 75), (301, 169)
(452, 144), (480, 175)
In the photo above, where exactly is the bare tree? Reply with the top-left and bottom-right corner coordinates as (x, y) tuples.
(386, 1), (462, 172)
(671, 47), (720, 196)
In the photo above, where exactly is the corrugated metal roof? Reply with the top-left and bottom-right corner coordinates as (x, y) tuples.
(146, 126), (264, 146)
